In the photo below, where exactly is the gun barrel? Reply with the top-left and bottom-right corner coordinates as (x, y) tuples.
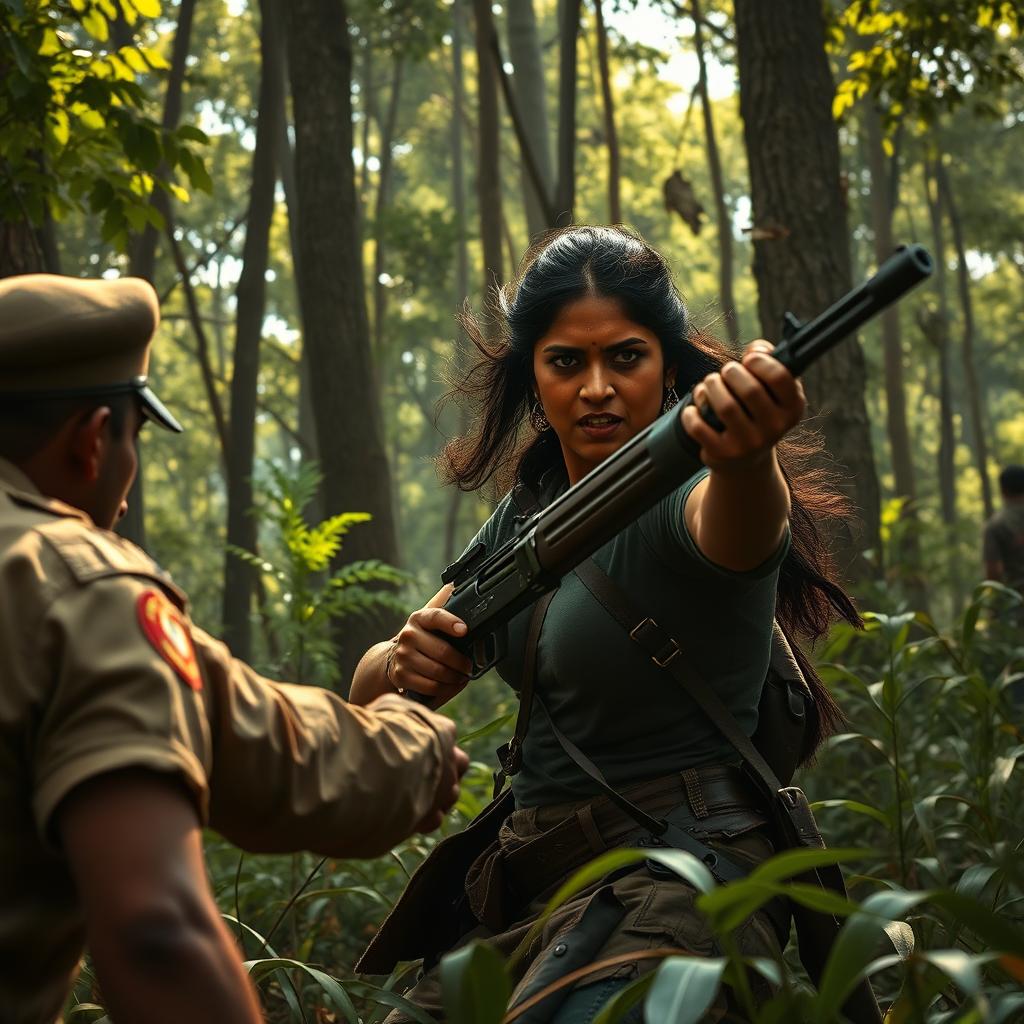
(777, 244), (933, 376)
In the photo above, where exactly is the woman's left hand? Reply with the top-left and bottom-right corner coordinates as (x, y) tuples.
(680, 340), (805, 472)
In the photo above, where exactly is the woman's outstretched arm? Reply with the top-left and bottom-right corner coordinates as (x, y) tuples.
(681, 340), (804, 572)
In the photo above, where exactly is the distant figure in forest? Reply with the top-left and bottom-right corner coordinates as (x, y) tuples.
(349, 226), (870, 1022)
(0, 275), (468, 1024)
(983, 464), (1024, 593)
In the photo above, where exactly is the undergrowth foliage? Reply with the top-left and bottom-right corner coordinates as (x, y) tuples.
(65, 576), (1024, 1022)
(229, 462), (410, 686)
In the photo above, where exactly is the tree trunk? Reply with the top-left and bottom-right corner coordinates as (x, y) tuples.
(506, 0), (554, 240)
(554, 0), (582, 227)
(936, 159), (995, 519)
(593, 0), (621, 225)
(866, 107), (916, 506)
(863, 106), (930, 609)
(473, 0), (504, 331)
(285, 0), (400, 693)
(444, 0), (471, 565)
(922, 158), (962, 613)
(372, 55), (406, 355)
(690, 0), (737, 346)
(733, 0), (880, 582)
(221, 0), (283, 661)
(0, 223), (46, 277)
(131, 0), (196, 285)
(120, 0), (197, 549)
(271, 20), (323, 523)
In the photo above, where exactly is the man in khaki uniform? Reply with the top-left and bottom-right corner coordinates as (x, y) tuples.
(0, 274), (468, 1024)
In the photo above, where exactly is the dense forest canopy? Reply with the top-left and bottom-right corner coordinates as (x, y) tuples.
(2, 1), (1023, 1019)
(3, 0), (1021, 653)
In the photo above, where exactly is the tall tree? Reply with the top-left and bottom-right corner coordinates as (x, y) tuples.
(865, 107), (916, 506)
(221, 0), (284, 661)
(554, 0), (583, 226)
(922, 157), (962, 609)
(593, 0), (621, 224)
(689, 0), (738, 345)
(733, 0), (881, 579)
(473, 0), (503, 329)
(285, 0), (400, 691)
(371, 53), (406, 354)
(119, 0), (198, 550)
(130, 0), (196, 285)
(936, 158), (995, 518)
(444, 0), (472, 565)
(506, 0), (555, 240)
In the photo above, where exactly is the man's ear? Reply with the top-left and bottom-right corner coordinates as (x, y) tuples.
(68, 406), (112, 484)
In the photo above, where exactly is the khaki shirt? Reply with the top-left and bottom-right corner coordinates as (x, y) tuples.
(0, 458), (447, 1024)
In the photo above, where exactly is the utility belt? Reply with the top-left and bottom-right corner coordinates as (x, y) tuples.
(464, 764), (790, 948)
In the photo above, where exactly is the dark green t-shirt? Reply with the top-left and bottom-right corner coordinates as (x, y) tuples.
(463, 468), (789, 808)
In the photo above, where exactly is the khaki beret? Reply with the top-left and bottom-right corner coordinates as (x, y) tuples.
(0, 274), (181, 432)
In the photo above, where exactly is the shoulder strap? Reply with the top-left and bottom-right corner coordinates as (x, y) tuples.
(493, 570), (749, 882)
(573, 558), (785, 799)
(492, 588), (556, 796)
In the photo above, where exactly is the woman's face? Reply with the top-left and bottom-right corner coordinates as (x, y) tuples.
(532, 294), (674, 485)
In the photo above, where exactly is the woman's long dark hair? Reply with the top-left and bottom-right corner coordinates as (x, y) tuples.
(439, 226), (860, 759)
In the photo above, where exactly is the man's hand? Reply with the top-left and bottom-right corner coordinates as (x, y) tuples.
(58, 769), (262, 1024)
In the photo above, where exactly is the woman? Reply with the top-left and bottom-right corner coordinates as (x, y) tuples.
(351, 226), (859, 1022)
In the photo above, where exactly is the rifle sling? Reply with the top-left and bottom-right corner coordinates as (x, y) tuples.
(496, 565), (749, 884)
(572, 558), (785, 798)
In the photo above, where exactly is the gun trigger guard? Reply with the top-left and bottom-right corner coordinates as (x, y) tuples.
(468, 625), (508, 679)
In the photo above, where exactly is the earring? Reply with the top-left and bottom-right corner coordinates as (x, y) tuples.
(661, 385), (680, 413)
(529, 401), (550, 432)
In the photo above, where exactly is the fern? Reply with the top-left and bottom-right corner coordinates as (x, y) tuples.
(229, 461), (407, 686)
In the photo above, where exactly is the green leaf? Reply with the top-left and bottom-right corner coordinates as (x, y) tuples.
(811, 799), (892, 829)
(928, 891), (1024, 957)
(176, 123), (210, 144)
(439, 941), (509, 1024)
(64, 1006), (108, 1023)
(510, 848), (711, 969)
(457, 712), (515, 745)
(745, 846), (868, 887)
(644, 956), (726, 1024)
(955, 864), (999, 901)
(917, 948), (999, 997)
(813, 889), (930, 1022)
(245, 957), (359, 1023)
(344, 979), (440, 1024)
(80, 6), (110, 41)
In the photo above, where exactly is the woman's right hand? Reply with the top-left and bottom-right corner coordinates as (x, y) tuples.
(388, 583), (474, 705)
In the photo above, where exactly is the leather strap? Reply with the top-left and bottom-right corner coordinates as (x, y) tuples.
(532, 693), (750, 883)
(493, 588), (556, 796)
(573, 558), (786, 800)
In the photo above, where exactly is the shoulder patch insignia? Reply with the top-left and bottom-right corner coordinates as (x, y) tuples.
(137, 589), (203, 691)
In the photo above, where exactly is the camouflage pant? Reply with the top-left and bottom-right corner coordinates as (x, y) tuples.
(382, 788), (784, 1023)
